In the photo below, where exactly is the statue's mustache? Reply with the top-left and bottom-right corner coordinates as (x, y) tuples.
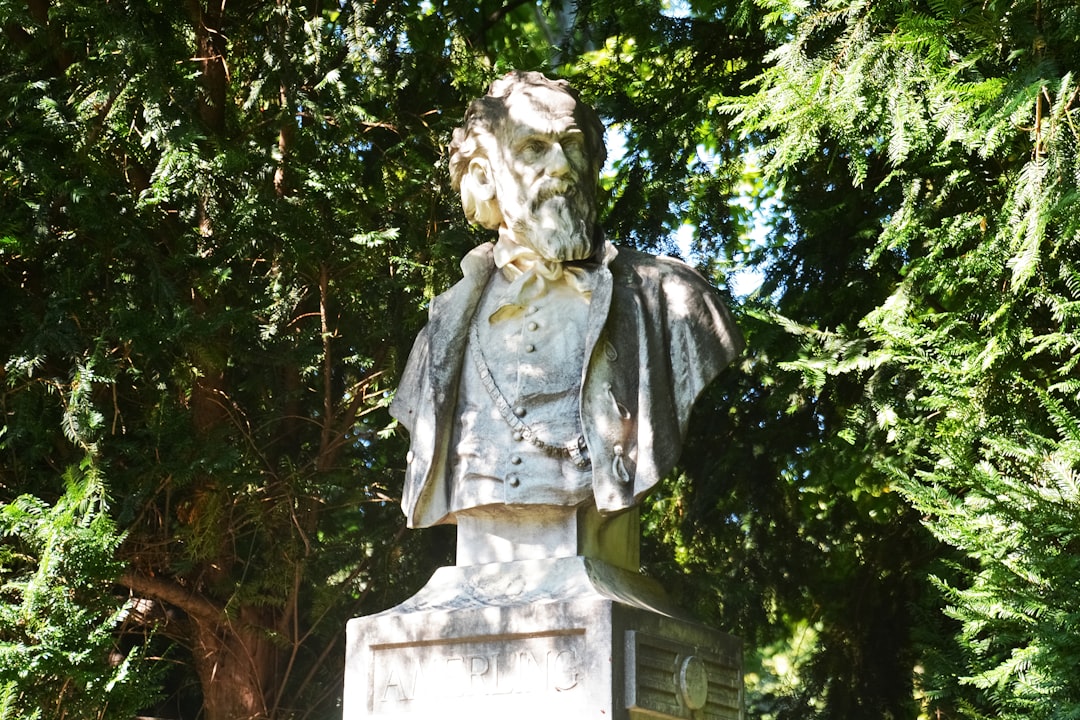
(534, 177), (575, 204)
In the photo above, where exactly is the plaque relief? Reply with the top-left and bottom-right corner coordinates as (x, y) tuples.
(369, 630), (587, 715)
(625, 630), (742, 720)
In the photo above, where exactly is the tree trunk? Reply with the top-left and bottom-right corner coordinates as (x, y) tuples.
(187, 0), (228, 134)
(191, 607), (279, 720)
(122, 573), (282, 720)
(177, 8), (281, 716)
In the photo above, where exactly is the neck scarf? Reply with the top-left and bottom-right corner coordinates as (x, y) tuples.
(488, 232), (595, 322)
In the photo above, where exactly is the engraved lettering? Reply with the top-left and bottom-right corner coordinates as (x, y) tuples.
(515, 650), (543, 693)
(373, 635), (585, 707)
(443, 656), (466, 697)
(469, 655), (490, 691)
(490, 653), (513, 695)
(550, 650), (580, 692)
(381, 668), (407, 703)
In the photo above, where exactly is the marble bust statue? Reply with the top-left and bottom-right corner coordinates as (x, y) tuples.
(390, 71), (743, 567)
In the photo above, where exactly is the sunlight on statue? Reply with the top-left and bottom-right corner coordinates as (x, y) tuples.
(390, 72), (743, 568)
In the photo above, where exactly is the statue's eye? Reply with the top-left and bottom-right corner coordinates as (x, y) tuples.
(562, 135), (585, 157)
(562, 134), (584, 150)
(522, 139), (548, 157)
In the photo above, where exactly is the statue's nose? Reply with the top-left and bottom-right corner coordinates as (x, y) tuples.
(545, 142), (571, 177)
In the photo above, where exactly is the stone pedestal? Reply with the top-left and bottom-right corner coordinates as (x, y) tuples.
(454, 503), (640, 571)
(344, 557), (743, 720)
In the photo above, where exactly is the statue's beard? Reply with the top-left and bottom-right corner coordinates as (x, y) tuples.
(508, 182), (595, 262)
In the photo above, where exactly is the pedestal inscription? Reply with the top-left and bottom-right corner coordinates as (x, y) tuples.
(344, 558), (742, 720)
(371, 630), (585, 713)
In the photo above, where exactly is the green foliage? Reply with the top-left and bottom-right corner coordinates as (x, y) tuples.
(0, 460), (159, 718)
(9, 0), (1077, 718)
(732, 0), (1080, 716)
(568, 0), (770, 263)
(0, 1), (507, 716)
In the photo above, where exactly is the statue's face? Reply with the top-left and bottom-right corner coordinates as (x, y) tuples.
(490, 85), (599, 261)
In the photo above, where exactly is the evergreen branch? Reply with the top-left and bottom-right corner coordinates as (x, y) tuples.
(470, 0), (534, 46)
(318, 262), (334, 472)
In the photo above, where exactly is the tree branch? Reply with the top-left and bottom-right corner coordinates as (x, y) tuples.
(471, 0), (534, 47)
(119, 571), (224, 626)
(317, 262), (335, 471)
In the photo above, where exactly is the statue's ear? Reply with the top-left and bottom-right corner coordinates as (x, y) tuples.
(466, 158), (495, 202)
(460, 157), (502, 229)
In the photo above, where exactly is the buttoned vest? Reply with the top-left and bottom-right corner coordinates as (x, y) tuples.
(449, 272), (593, 513)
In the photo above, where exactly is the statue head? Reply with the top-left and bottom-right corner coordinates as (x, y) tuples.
(449, 72), (607, 261)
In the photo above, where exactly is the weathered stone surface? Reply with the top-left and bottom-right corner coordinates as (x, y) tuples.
(454, 503), (640, 571)
(344, 558), (743, 720)
(389, 71), (744, 556)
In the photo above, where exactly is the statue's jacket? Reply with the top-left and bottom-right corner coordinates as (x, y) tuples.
(390, 240), (744, 528)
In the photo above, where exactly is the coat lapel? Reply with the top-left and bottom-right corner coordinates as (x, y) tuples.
(427, 243), (495, 413)
(581, 242), (617, 382)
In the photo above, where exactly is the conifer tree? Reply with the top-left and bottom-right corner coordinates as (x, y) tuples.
(731, 0), (1080, 716)
(12, 0), (1065, 717)
(1, 1), (515, 716)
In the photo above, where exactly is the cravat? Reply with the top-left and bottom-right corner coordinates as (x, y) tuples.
(489, 234), (594, 322)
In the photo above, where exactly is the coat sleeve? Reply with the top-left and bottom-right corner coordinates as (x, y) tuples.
(388, 244), (495, 527)
(388, 324), (442, 527)
(660, 259), (744, 436)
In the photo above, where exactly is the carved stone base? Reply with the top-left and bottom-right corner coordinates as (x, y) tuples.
(343, 557), (743, 719)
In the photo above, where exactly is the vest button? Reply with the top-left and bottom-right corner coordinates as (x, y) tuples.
(513, 431), (524, 441)
(507, 474), (521, 487)
(510, 455), (522, 465)
(524, 343), (535, 353)
(527, 321), (539, 331)
(513, 405), (527, 418)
